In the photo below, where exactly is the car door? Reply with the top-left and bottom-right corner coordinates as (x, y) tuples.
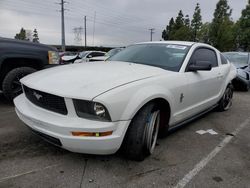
(181, 47), (223, 118)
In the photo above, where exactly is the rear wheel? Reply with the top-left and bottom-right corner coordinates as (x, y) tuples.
(2, 67), (36, 101)
(218, 84), (233, 111)
(121, 103), (160, 161)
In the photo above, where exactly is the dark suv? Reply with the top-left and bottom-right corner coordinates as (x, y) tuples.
(0, 37), (60, 100)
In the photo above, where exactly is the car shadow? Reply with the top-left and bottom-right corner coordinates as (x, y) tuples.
(0, 93), (13, 106)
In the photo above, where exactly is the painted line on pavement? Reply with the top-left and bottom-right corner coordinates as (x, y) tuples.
(0, 110), (15, 115)
(174, 117), (250, 188)
(0, 164), (59, 183)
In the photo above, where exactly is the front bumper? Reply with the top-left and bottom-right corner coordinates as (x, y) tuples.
(14, 94), (130, 155)
(232, 76), (250, 90)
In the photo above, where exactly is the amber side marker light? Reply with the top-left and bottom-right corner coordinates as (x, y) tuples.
(71, 131), (113, 137)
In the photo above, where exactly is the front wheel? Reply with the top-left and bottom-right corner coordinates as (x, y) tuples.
(217, 84), (234, 111)
(121, 103), (160, 161)
(2, 67), (36, 101)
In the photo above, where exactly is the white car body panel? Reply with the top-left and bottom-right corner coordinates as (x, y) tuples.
(74, 51), (106, 63)
(21, 61), (166, 100)
(61, 55), (78, 61)
(14, 41), (237, 155)
(89, 56), (108, 61)
(15, 94), (130, 154)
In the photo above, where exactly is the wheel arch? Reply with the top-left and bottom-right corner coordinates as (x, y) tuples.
(115, 84), (174, 122)
(0, 57), (42, 89)
(130, 97), (171, 122)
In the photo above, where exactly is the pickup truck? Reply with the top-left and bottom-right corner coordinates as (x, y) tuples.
(0, 37), (60, 100)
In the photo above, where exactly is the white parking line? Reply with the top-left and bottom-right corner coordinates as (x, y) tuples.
(174, 117), (250, 188)
(0, 110), (15, 115)
(0, 164), (59, 183)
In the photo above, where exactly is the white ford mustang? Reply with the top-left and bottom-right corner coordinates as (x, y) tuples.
(14, 41), (236, 161)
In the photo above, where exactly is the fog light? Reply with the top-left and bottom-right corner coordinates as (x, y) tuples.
(71, 131), (113, 137)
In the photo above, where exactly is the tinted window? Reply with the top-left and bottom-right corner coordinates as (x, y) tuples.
(109, 44), (190, 72)
(220, 54), (228, 64)
(189, 48), (218, 67)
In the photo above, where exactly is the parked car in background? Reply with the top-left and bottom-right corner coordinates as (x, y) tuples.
(60, 51), (79, 64)
(0, 37), (60, 100)
(223, 52), (250, 91)
(14, 41), (236, 161)
(74, 51), (106, 63)
(89, 48), (124, 62)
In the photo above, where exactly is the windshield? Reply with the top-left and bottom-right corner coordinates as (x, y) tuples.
(106, 48), (122, 57)
(108, 43), (190, 72)
(79, 51), (89, 58)
(223, 52), (249, 66)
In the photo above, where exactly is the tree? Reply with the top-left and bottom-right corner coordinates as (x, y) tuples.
(174, 10), (185, 30)
(184, 15), (191, 27)
(209, 0), (236, 51)
(32, 29), (39, 43)
(238, 0), (250, 51)
(162, 10), (192, 41)
(14, 28), (27, 40)
(191, 3), (202, 41)
(198, 22), (211, 43)
(162, 17), (175, 40)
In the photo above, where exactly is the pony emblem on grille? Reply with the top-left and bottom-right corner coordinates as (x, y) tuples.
(33, 91), (43, 100)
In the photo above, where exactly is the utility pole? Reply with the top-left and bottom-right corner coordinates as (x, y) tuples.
(92, 11), (96, 46)
(84, 16), (87, 48)
(149, 28), (155, 41)
(59, 0), (66, 51)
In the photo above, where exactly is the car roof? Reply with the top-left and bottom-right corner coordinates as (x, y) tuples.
(81, 51), (105, 53)
(136, 41), (195, 46)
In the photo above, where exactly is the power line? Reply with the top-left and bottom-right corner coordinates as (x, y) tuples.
(1, 2), (163, 34)
(1, 1), (164, 45)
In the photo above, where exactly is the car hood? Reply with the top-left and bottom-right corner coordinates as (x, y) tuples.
(21, 61), (168, 100)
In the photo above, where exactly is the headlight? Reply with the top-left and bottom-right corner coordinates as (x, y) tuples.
(48, 51), (60, 64)
(73, 99), (111, 121)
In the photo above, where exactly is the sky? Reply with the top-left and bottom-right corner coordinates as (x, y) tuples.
(0, 0), (248, 47)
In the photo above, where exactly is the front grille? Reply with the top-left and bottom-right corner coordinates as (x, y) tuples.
(23, 85), (68, 115)
(31, 128), (62, 147)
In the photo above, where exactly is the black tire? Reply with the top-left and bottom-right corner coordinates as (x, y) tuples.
(217, 84), (234, 111)
(2, 67), (36, 101)
(121, 103), (160, 161)
(242, 83), (249, 92)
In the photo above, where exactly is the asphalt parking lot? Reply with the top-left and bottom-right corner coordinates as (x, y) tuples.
(0, 92), (250, 188)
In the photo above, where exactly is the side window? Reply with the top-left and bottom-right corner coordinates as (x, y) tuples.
(189, 48), (218, 67)
(92, 52), (105, 57)
(87, 53), (94, 58)
(220, 54), (228, 64)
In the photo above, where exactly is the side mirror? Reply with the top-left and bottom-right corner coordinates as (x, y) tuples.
(188, 61), (212, 72)
(87, 55), (92, 58)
